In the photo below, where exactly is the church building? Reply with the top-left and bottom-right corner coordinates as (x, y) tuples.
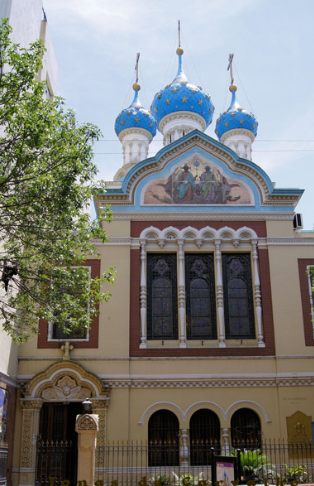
(13, 35), (314, 486)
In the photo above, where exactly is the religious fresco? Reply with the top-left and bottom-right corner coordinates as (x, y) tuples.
(143, 156), (253, 205)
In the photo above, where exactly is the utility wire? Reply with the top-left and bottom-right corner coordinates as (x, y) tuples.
(93, 149), (314, 155)
(94, 138), (314, 143)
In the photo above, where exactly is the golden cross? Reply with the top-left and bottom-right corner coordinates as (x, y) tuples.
(227, 53), (234, 85)
(135, 52), (140, 84)
(178, 19), (181, 48)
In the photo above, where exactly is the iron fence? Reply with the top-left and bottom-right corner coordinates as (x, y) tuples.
(95, 440), (314, 485)
(35, 438), (74, 486)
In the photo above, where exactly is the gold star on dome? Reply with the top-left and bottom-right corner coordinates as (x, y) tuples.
(166, 99), (171, 105)
(120, 120), (125, 126)
(240, 119), (244, 124)
(198, 99), (203, 105)
(135, 117), (140, 122)
(171, 87), (178, 93)
(224, 122), (229, 127)
(182, 96), (188, 102)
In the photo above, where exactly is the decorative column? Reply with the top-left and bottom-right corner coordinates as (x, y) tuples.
(251, 240), (265, 347)
(177, 239), (187, 348)
(19, 398), (43, 486)
(179, 429), (189, 467)
(92, 399), (109, 469)
(214, 240), (226, 347)
(222, 428), (231, 455)
(139, 239), (147, 348)
(76, 414), (99, 486)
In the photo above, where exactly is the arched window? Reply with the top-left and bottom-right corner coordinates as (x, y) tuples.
(190, 409), (220, 465)
(185, 254), (216, 339)
(231, 408), (261, 448)
(147, 254), (178, 339)
(223, 254), (255, 339)
(148, 410), (179, 466)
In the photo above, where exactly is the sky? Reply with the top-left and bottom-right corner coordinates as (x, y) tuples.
(43, 0), (314, 229)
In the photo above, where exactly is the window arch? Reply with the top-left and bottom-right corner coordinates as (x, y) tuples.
(231, 408), (261, 448)
(185, 254), (216, 339)
(189, 409), (221, 465)
(147, 254), (178, 339)
(148, 410), (179, 466)
(223, 254), (255, 339)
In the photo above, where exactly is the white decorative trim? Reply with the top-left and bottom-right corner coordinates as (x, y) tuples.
(138, 401), (185, 425)
(118, 127), (153, 143)
(225, 400), (272, 423)
(306, 266), (314, 330)
(139, 225), (258, 243)
(221, 128), (255, 144)
(30, 366), (100, 398)
(159, 112), (206, 133)
(184, 401), (225, 421)
(138, 399), (271, 427)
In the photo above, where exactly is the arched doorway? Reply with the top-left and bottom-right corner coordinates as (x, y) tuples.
(19, 362), (109, 486)
(148, 410), (179, 466)
(231, 408), (261, 448)
(189, 409), (221, 465)
(36, 401), (83, 485)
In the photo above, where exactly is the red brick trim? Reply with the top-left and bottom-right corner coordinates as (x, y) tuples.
(298, 259), (314, 346)
(129, 238), (275, 357)
(37, 259), (100, 348)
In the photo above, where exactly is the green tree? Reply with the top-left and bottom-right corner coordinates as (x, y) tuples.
(0, 19), (114, 341)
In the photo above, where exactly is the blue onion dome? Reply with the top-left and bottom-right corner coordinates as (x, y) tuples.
(150, 47), (215, 129)
(215, 84), (258, 139)
(114, 82), (157, 138)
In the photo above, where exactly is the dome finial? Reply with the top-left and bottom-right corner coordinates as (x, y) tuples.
(132, 52), (141, 92)
(174, 20), (186, 82)
(176, 19), (184, 56)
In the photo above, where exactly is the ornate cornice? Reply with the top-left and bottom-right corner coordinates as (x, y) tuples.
(104, 376), (314, 389)
(118, 127), (153, 142)
(24, 361), (109, 400)
(221, 128), (255, 143)
(159, 112), (206, 132)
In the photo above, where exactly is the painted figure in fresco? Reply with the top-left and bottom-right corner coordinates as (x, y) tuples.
(172, 164), (195, 202)
(199, 165), (216, 202)
(145, 159), (246, 204)
(217, 176), (241, 203)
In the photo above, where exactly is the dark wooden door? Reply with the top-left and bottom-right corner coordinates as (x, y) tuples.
(36, 402), (83, 485)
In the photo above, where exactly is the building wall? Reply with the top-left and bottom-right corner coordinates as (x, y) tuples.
(0, 2), (58, 484)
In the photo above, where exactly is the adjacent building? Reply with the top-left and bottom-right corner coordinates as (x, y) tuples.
(0, 1), (57, 484)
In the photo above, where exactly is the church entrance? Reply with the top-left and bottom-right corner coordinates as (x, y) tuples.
(36, 401), (83, 485)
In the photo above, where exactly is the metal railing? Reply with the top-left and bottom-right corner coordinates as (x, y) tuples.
(94, 440), (314, 485)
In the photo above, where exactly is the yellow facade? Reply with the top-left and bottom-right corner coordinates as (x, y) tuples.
(12, 133), (314, 485)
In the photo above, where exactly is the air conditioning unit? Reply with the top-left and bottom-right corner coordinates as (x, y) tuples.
(293, 213), (303, 230)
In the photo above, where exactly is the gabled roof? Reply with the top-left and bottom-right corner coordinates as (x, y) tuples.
(95, 130), (303, 218)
